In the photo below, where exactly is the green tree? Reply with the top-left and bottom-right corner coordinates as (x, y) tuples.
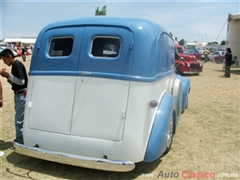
(207, 42), (218, 45)
(95, 5), (107, 16)
(220, 40), (226, 45)
(169, 32), (173, 37)
(179, 39), (185, 46)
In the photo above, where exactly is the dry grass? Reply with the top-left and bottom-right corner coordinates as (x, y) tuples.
(0, 56), (239, 180)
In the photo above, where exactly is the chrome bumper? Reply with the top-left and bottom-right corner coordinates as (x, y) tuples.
(183, 71), (201, 74)
(13, 142), (135, 172)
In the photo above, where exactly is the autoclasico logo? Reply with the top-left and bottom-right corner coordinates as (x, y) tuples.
(156, 170), (215, 178)
(181, 170), (215, 178)
(141, 171), (238, 178)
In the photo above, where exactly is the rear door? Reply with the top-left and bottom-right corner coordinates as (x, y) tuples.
(27, 27), (84, 134)
(71, 26), (133, 141)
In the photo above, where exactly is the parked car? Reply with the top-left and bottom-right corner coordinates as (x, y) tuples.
(193, 50), (206, 60)
(16, 47), (32, 56)
(183, 50), (191, 54)
(183, 50), (202, 60)
(175, 44), (203, 75)
(0, 46), (4, 53)
(194, 53), (202, 60)
(208, 51), (225, 62)
(0, 46), (18, 57)
(13, 17), (191, 172)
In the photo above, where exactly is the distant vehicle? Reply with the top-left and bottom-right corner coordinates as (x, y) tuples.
(0, 46), (4, 53)
(208, 51), (224, 63)
(184, 50), (202, 60)
(16, 47), (32, 56)
(0, 46), (18, 57)
(174, 44), (203, 75)
(194, 53), (202, 60)
(13, 16), (191, 172)
(183, 50), (191, 54)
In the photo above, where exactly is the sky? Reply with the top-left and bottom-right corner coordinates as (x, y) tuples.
(0, 0), (240, 44)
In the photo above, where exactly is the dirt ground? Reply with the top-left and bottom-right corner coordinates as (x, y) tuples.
(0, 56), (239, 180)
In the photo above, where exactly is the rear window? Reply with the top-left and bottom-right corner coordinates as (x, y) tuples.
(91, 37), (121, 58)
(49, 37), (73, 56)
(157, 33), (175, 72)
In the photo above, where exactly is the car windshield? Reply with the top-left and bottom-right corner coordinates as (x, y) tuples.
(177, 47), (183, 53)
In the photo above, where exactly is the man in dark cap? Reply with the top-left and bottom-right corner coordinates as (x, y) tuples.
(224, 48), (232, 77)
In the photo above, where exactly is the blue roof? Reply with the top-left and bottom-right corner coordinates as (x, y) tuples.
(31, 17), (174, 81)
(41, 16), (165, 33)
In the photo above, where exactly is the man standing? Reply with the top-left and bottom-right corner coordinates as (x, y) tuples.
(0, 49), (28, 144)
(21, 46), (26, 62)
(224, 48), (233, 78)
(204, 48), (210, 62)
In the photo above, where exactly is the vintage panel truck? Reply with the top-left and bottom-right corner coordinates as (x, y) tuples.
(13, 17), (191, 172)
(174, 44), (203, 75)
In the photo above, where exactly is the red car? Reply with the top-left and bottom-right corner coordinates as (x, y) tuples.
(208, 51), (225, 63)
(16, 47), (31, 56)
(174, 44), (203, 75)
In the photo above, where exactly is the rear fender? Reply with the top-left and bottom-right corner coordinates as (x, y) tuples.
(143, 94), (174, 162)
(176, 75), (191, 112)
(172, 78), (182, 119)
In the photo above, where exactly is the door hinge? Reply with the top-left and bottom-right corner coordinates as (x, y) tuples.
(37, 42), (41, 49)
(28, 101), (32, 108)
(129, 44), (134, 50)
(122, 111), (126, 119)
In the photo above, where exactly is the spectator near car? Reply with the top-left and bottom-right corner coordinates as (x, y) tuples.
(21, 46), (27, 61)
(203, 48), (210, 62)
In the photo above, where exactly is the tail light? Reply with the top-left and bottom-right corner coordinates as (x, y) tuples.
(149, 100), (158, 108)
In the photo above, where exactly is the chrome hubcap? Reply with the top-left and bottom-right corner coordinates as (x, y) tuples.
(166, 116), (173, 148)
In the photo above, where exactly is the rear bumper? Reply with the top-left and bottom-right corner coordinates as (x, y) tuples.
(13, 142), (135, 172)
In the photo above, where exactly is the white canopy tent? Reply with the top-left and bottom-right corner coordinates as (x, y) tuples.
(3, 38), (36, 44)
(226, 13), (240, 60)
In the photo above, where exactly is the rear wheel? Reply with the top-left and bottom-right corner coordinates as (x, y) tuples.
(161, 113), (174, 157)
(185, 96), (188, 109)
